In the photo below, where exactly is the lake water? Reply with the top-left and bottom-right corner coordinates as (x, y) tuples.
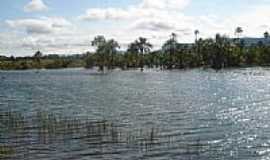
(1, 68), (270, 160)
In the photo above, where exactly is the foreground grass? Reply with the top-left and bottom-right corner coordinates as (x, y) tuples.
(0, 110), (160, 158)
(0, 145), (14, 158)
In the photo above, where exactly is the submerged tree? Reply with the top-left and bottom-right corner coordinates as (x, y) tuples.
(128, 37), (152, 71)
(162, 33), (178, 69)
(106, 39), (120, 69)
(91, 35), (107, 71)
(126, 41), (140, 68)
(90, 35), (120, 71)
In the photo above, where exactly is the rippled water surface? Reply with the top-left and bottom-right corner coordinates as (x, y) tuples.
(1, 68), (270, 160)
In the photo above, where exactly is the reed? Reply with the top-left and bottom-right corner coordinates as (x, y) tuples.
(0, 145), (14, 158)
(0, 110), (161, 155)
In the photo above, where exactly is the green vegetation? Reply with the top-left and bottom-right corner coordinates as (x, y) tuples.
(1, 27), (270, 70)
(0, 146), (14, 158)
(0, 53), (86, 70)
(0, 110), (160, 155)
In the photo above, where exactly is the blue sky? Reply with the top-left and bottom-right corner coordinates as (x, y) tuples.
(1, 0), (270, 56)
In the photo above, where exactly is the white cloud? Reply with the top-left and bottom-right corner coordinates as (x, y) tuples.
(3, 17), (80, 56)
(132, 18), (175, 31)
(140, 0), (190, 10)
(79, 8), (132, 21)
(79, 0), (190, 21)
(78, 0), (270, 40)
(78, 0), (195, 42)
(6, 17), (72, 35)
(3, 1), (270, 56)
(24, 0), (48, 12)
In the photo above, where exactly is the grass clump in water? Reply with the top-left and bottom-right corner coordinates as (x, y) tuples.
(0, 110), (161, 154)
(0, 145), (15, 158)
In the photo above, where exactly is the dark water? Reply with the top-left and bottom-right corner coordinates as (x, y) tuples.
(1, 68), (270, 159)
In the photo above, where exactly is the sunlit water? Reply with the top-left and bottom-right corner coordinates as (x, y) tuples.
(1, 68), (270, 160)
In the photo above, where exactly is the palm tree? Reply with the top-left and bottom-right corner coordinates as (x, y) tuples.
(33, 50), (43, 68)
(208, 33), (234, 69)
(264, 31), (269, 39)
(194, 30), (200, 42)
(91, 35), (106, 47)
(234, 27), (244, 55)
(137, 37), (153, 55)
(91, 36), (120, 71)
(127, 41), (140, 67)
(91, 35), (107, 71)
(131, 37), (152, 71)
(194, 30), (200, 63)
(171, 33), (177, 41)
(162, 33), (178, 69)
(34, 50), (43, 58)
(106, 39), (120, 69)
(235, 27), (243, 39)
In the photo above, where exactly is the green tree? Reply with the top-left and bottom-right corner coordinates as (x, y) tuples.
(129, 37), (152, 70)
(211, 34), (233, 69)
(127, 41), (140, 67)
(33, 50), (43, 68)
(91, 35), (107, 71)
(162, 33), (178, 69)
(106, 39), (120, 69)
(85, 52), (95, 69)
(235, 27), (243, 39)
(90, 36), (120, 71)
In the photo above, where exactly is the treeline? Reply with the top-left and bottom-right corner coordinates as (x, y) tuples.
(85, 28), (270, 71)
(1, 27), (270, 71)
(0, 52), (86, 70)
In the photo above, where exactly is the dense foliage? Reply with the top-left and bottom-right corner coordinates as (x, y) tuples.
(86, 30), (270, 71)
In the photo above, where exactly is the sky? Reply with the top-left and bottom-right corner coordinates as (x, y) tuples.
(0, 0), (270, 56)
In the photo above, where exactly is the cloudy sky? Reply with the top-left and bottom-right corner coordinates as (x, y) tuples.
(0, 0), (270, 56)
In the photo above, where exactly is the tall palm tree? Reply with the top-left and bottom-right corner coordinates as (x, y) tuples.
(91, 35), (107, 71)
(264, 31), (269, 39)
(162, 33), (178, 69)
(194, 30), (200, 62)
(127, 41), (140, 67)
(106, 39), (120, 69)
(91, 35), (106, 47)
(34, 50), (43, 58)
(212, 34), (230, 69)
(235, 27), (243, 39)
(134, 37), (153, 70)
(33, 50), (43, 68)
(194, 30), (200, 42)
(171, 33), (177, 41)
(137, 37), (153, 55)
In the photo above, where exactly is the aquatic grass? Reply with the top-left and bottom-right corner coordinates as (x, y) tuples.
(0, 110), (162, 158)
(0, 145), (15, 158)
(3, 110), (159, 140)
(0, 111), (26, 133)
(0, 110), (208, 159)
